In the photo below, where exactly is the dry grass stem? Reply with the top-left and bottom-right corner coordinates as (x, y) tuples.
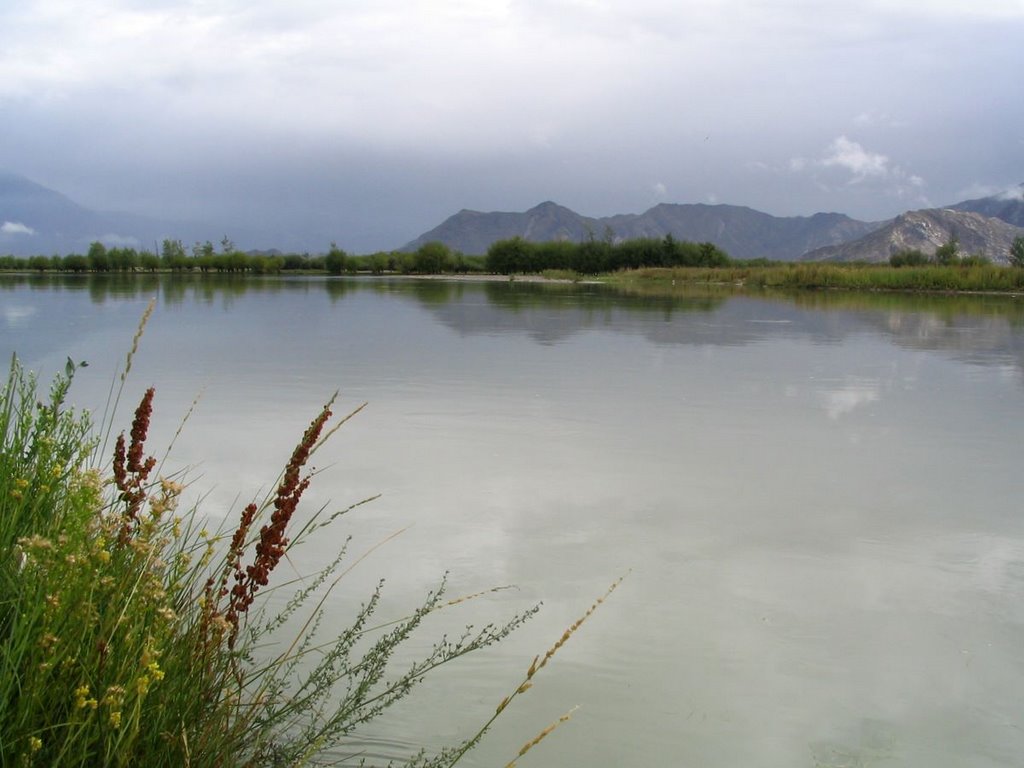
(503, 706), (578, 768)
(121, 298), (155, 382)
(534, 574), (625, 676)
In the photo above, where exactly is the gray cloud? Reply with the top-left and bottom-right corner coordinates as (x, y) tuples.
(1, 0), (1022, 251)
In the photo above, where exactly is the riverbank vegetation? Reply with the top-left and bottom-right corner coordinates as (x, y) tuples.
(0, 310), (616, 766)
(4, 233), (1024, 294)
(486, 235), (730, 274)
(0, 239), (486, 277)
(607, 262), (1024, 294)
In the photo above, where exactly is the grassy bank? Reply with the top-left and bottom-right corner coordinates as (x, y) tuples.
(0, 310), (616, 766)
(605, 264), (1024, 294)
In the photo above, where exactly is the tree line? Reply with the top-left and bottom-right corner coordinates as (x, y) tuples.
(0, 238), (487, 275)
(5, 233), (1022, 275)
(485, 234), (731, 274)
(0, 234), (732, 276)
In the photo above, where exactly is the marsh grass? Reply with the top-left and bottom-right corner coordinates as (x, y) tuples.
(0, 311), (615, 766)
(611, 264), (1024, 294)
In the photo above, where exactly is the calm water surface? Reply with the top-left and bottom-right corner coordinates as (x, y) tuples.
(3, 275), (1023, 767)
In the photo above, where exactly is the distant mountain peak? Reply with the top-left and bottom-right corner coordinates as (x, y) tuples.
(803, 207), (1023, 264)
(403, 200), (886, 259)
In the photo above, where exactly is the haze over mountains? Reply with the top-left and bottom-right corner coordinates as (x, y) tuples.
(2, 171), (1022, 263)
(402, 201), (886, 261)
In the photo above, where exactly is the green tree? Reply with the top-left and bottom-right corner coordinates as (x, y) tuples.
(487, 237), (532, 274)
(63, 254), (89, 272)
(161, 239), (189, 270)
(27, 255), (50, 272)
(324, 242), (349, 275)
(193, 240), (215, 260)
(139, 251), (160, 271)
(935, 233), (960, 265)
(411, 241), (454, 273)
(87, 241), (110, 272)
(1010, 236), (1024, 268)
(108, 247), (139, 271)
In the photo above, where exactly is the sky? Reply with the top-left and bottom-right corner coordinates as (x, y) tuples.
(1, 0), (1022, 252)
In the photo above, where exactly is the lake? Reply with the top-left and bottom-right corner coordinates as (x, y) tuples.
(3, 274), (1023, 767)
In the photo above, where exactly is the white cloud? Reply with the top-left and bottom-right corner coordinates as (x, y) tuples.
(0, 0), (1018, 237)
(1, 221), (35, 235)
(787, 136), (929, 208)
(998, 184), (1024, 201)
(822, 136), (890, 180)
(955, 182), (1024, 202)
(820, 380), (880, 420)
(3, 305), (37, 327)
(652, 181), (667, 198)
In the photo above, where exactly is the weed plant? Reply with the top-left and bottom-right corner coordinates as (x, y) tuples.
(612, 264), (1024, 294)
(0, 311), (613, 766)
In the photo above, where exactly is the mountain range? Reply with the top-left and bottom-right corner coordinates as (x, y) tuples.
(405, 192), (1024, 263)
(2, 170), (1023, 262)
(803, 208), (1024, 263)
(401, 201), (886, 261)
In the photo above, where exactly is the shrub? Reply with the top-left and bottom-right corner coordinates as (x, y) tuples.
(0, 309), (612, 766)
(889, 249), (930, 267)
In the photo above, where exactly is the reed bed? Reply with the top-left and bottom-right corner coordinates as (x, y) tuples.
(611, 264), (1024, 294)
(0, 310), (616, 766)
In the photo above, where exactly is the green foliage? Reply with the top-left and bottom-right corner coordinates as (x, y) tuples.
(610, 263), (1024, 293)
(324, 243), (350, 275)
(87, 241), (110, 272)
(138, 251), (160, 272)
(958, 253), (991, 267)
(889, 249), (929, 267)
(934, 233), (960, 266)
(1010, 236), (1024, 268)
(410, 241), (455, 274)
(0, 326), (607, 767)
(161, 239), (190, 271)
(486, 235), (732, 274)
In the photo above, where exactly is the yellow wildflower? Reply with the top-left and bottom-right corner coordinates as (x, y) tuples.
(147, 661), (164, 681)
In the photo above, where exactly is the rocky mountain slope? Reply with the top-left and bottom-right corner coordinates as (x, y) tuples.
(951, 185), (1024, 227)
(801, 208), (1024, 264)
(403, 201), (884, 260)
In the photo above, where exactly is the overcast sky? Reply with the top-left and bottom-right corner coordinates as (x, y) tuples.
(1, 0), (1022, 251)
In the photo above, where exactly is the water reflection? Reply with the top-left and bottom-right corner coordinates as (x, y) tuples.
(4, 274), (1024, 381)
(2, 273), (1023, 767)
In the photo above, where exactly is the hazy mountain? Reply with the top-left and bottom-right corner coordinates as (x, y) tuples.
(950, 185), (1024, 227)
(403, 201), (885, 260)
(7, 171), (1022, 263)
(0, 171), (232, 256)
(801, 208), (1024, 264)
(0, 172), (110, 254)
